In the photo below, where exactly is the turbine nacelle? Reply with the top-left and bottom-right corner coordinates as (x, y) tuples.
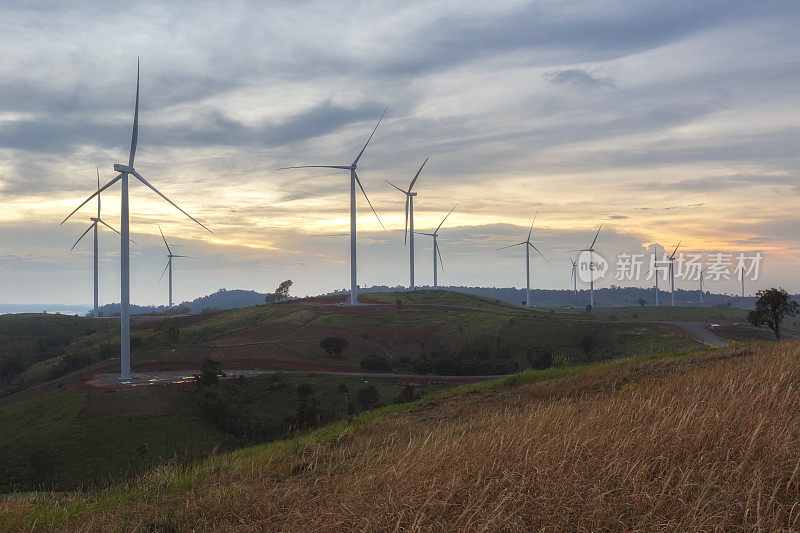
(114, 164), (134, 173)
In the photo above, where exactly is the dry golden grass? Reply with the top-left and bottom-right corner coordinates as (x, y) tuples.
(5, 341), (800, 531)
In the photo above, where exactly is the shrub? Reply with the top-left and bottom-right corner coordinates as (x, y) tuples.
(320, 337), (348, 358)
(357, 385), (381, 410)
(195, 358), (225, 387)
(360, 354), (392, 372)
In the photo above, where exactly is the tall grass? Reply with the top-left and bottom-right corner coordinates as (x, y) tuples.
(4, 341), (800, 530)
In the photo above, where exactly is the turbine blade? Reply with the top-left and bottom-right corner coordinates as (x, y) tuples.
(132, 170), (213, 234)
(276, 165), (351, 170)
(70, 223), (95, 250)
(61, 174), (123, 224)
(670, 240), (681, 258)
(436, 240), (444, 271)
(385, 180), (407, 194)
(408, 156), (428, 191)
(352, 106), (387, 167)
(498, 242), (526, 250)
(98, 219), (121, 235)
(530, 243), (551, 266)
(171, 255), (196, 259)
(434, 203), (458, 235)
(527, 208), (538, 242)
(416, 232), (435, 236)
(159, 259), (170, 282)
(96, 166), (101, 218)
(353, 171), (384, 230)
(159, 225), (172, 254)
(404, 195), (409, 245)
(129, 58), (139, 167)
(589, 224), (602, 250)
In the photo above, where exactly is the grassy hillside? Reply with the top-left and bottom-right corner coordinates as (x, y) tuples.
(0, 291), (709, 496)
(3, 340), (798, 530)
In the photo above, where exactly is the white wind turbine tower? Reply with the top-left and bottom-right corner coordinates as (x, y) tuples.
(159, 226), (195, 313)
(61, 60), (211, 381)
(572, 225), (602, 308)
(667, 242), (681, 306)
(499, 211), (549, 308)
(278, 109), (386, 305)
(70, 167), (121, 318)
(416, 204), (457, 288)
(386, 157), (428, 290)
(699, 267), (705, 304)
(569, 257), (578, 298)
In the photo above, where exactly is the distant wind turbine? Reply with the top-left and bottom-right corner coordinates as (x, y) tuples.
(416, 204), (457, 288)
(69, 167), (121, 318)
(572, 225), (602, 308)
(278, 108), (387, 305)
(667, 241), (681, 306)
(499, 211), (549, 308)
(159, 226), (195, 313)
(569, 257), (578, 298)
(386, 157), (428, 290)
(61, 59), (211, 381)
(699, 267), (705, 304)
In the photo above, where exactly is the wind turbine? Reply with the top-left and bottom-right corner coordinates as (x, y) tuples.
(573, 225), (602, 308)
(278, 108), (386, 305)
(569, 257), (578, 298)
(416, 204), (457, 288)
(386, 157), (428, 290)
(159, 226), (195, 313)
(667, 241), (681, 306)
(499, 211), (549, 308)
(699, 267), (705, 304)
(61, 60), (211, 381)
(70, 167), (121, 318)
(739, 266), (745, 299)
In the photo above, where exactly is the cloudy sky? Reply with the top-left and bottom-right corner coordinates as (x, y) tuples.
(1, 0), (799, 305)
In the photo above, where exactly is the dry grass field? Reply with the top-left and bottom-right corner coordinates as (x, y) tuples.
(4, 340), (800, 531)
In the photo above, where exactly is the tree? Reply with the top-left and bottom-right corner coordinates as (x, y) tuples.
(637, 298), (647, 307)
(320, 336), (348, 357)
(357, 385), (381, 410)
(276, 280), (293, 300)
(195, 358), (225, 387)
(747, 288), (800, 339)
(394, 384), (416, 404)
(266, 280), (294, 303)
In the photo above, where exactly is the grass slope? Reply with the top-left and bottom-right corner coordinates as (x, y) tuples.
(4, 340), (800, 530)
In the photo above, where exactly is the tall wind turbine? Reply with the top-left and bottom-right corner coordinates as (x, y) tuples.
(499, 211), (549, 308)
(278, 109), (386, 305)
(70, 167), (120, 318)
(667, 241), (681, 306)
(386, 157), (428, 290)
(416, 204), (457, 288)
(573, 225), (602, 308)
(569, 257), (578, 298)
(159, 226), (195, 313)
(61, 60), (211, 381)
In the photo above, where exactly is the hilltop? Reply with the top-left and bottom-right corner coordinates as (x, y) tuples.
(3, 339), (799, 530)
